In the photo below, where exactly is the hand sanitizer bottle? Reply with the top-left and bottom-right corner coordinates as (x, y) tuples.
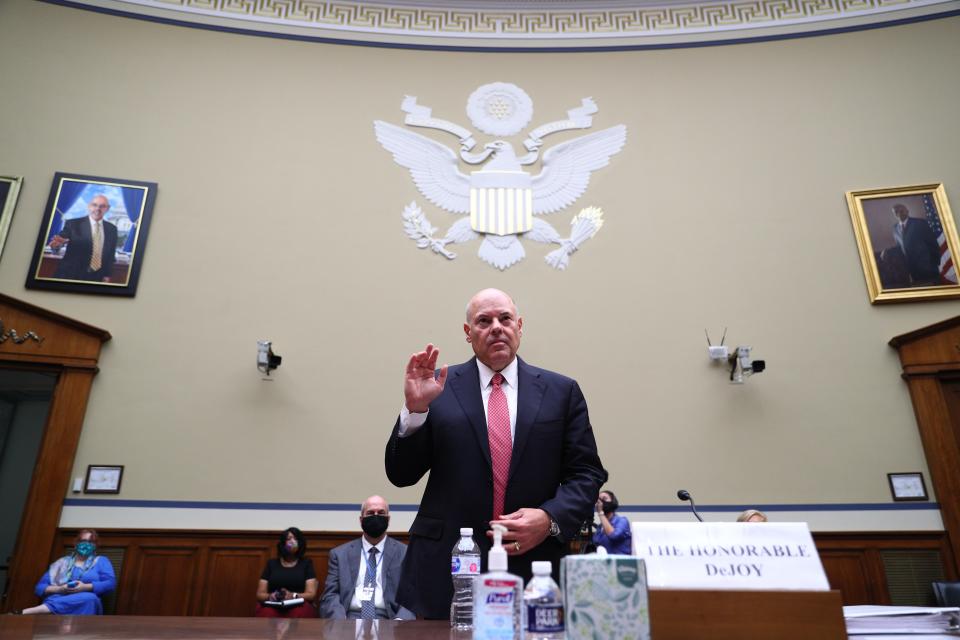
(473, 524), (523, 640)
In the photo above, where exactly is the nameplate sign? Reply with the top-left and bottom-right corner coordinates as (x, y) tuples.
(630, 522), (829, 590)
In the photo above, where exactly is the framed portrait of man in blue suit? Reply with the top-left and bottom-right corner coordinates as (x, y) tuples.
(847, 183), (960, 304)
(26, 173), (158, 297)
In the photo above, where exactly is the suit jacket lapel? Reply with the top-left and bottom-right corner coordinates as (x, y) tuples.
(509, 357), (545, 482)
(343, 539), (361, 599)
(382, 538), (398, 609)
(449, 358), (491, 469)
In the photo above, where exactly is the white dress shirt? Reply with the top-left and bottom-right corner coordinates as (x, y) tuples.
(398, 357), (519, 439)
(349, 537), (385, 612)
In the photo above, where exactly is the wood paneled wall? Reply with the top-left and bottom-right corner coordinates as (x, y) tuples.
(51, 530), (361, 617)
(816, 532), (956, 605)
(40, 528), (956, 616)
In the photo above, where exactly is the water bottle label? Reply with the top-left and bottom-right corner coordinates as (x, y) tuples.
(451, 553), (481, 575)
(527, 603), (564, 633)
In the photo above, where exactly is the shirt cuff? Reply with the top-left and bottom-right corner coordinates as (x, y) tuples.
(398, 405), (428, 437)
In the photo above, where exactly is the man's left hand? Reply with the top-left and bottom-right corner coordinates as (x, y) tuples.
(488, 508), (550, 556)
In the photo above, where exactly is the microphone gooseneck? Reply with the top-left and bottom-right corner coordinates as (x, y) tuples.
(676, 489), (704, 522)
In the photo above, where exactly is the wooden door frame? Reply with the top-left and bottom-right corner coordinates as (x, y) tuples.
(889, 315), (960, 574)
(0, 293), (110, 612)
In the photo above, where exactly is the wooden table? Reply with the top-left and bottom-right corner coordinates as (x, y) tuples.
(0, 616), (455, 640)
(0, 589), (847, 639)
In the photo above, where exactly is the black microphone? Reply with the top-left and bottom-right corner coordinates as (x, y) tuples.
(677, 489), (704, 522)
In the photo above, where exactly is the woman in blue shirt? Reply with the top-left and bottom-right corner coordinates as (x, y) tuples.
(22, 529), (116, 615)
(592, 489), (632, 555)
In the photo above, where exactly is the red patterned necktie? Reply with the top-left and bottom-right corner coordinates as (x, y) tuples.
(487, 373), (512, 520)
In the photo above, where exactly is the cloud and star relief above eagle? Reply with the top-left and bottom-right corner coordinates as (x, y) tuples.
(374, 82), (627, 270)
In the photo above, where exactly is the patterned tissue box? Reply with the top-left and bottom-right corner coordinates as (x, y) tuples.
(560, 554), (650, 640)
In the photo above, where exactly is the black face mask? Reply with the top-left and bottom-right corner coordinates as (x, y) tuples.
(601, 498), (618, 514)
(361, 515), (389, 538)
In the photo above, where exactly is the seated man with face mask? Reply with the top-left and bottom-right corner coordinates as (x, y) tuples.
(319, 495), (415, 620)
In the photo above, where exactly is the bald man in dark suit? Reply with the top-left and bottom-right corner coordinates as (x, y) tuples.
(49, 195), (117, 282)
(385, 288), (606, 619)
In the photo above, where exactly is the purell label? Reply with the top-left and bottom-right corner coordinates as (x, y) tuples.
(527, 603), (564, 632)
(452, 554), (481, 575)
(485, 591), (515, 604)
(474, 575), (521, 640)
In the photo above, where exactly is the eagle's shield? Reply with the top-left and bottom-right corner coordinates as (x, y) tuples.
(469, 170), (533, 236)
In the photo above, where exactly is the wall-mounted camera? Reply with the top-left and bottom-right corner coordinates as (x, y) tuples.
(257, 340), (282, 377)
(707, 329), (765, 384)
(728, 345), (765, 384)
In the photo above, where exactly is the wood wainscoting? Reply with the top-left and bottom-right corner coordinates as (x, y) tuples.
(815, 532), (956, 605)
(50, 530), (363, 617)
(42, 528), (956, 616)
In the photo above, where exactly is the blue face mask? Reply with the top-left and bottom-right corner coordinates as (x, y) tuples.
(76, 541), (96, 557)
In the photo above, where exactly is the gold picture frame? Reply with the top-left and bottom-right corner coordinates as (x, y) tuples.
(0, 176), (24, 265)
(846, 183), (959, 304)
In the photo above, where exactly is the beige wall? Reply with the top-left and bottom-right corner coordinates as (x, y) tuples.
(0, 3), (958, 525)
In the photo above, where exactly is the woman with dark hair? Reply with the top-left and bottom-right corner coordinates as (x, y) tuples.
(593, 489), (633, 555)
(255, 527), (318, 618)
(21, 529), (116, 615)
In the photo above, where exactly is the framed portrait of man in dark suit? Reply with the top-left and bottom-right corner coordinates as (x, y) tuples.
(26, 173), (158, 297)
(846, 183), (959, 304)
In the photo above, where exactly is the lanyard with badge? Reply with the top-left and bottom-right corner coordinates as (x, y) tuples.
(356, 550), (377, 603)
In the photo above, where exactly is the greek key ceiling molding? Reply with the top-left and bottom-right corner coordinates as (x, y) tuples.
(60, 0), (960, 48)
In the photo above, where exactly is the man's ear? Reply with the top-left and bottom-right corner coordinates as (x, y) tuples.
(464, 324), (471, 342)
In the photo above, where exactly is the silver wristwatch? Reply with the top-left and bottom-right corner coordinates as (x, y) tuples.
(548, 518), (561, 538)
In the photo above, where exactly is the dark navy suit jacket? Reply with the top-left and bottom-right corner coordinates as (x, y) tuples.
(385, 356), (606, 619)
(894, 217), (941, 285)
(53, 217), (118, 282)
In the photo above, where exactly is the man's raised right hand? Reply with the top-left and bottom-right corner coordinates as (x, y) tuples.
(404, 343), (447, 413)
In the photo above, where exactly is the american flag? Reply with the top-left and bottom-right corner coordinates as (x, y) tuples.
(922, 194), (957, 284)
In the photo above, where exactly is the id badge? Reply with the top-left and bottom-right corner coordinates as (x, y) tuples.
(356, 585), (375, 602)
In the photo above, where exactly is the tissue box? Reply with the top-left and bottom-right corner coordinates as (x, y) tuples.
(560, 554), (650, 640)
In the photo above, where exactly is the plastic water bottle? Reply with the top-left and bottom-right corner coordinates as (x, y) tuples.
(450, 527), (481, 630)
(523, 560), (565, 640)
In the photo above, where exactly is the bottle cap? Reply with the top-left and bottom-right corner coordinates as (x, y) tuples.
(460, 527), (473, 536)
(489, 524), (508, 572)
(532, 560), (552, 575)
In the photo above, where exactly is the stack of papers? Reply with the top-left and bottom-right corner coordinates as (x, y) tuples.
(264, 597), (304, 608)
(844, 605), (960, 635)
